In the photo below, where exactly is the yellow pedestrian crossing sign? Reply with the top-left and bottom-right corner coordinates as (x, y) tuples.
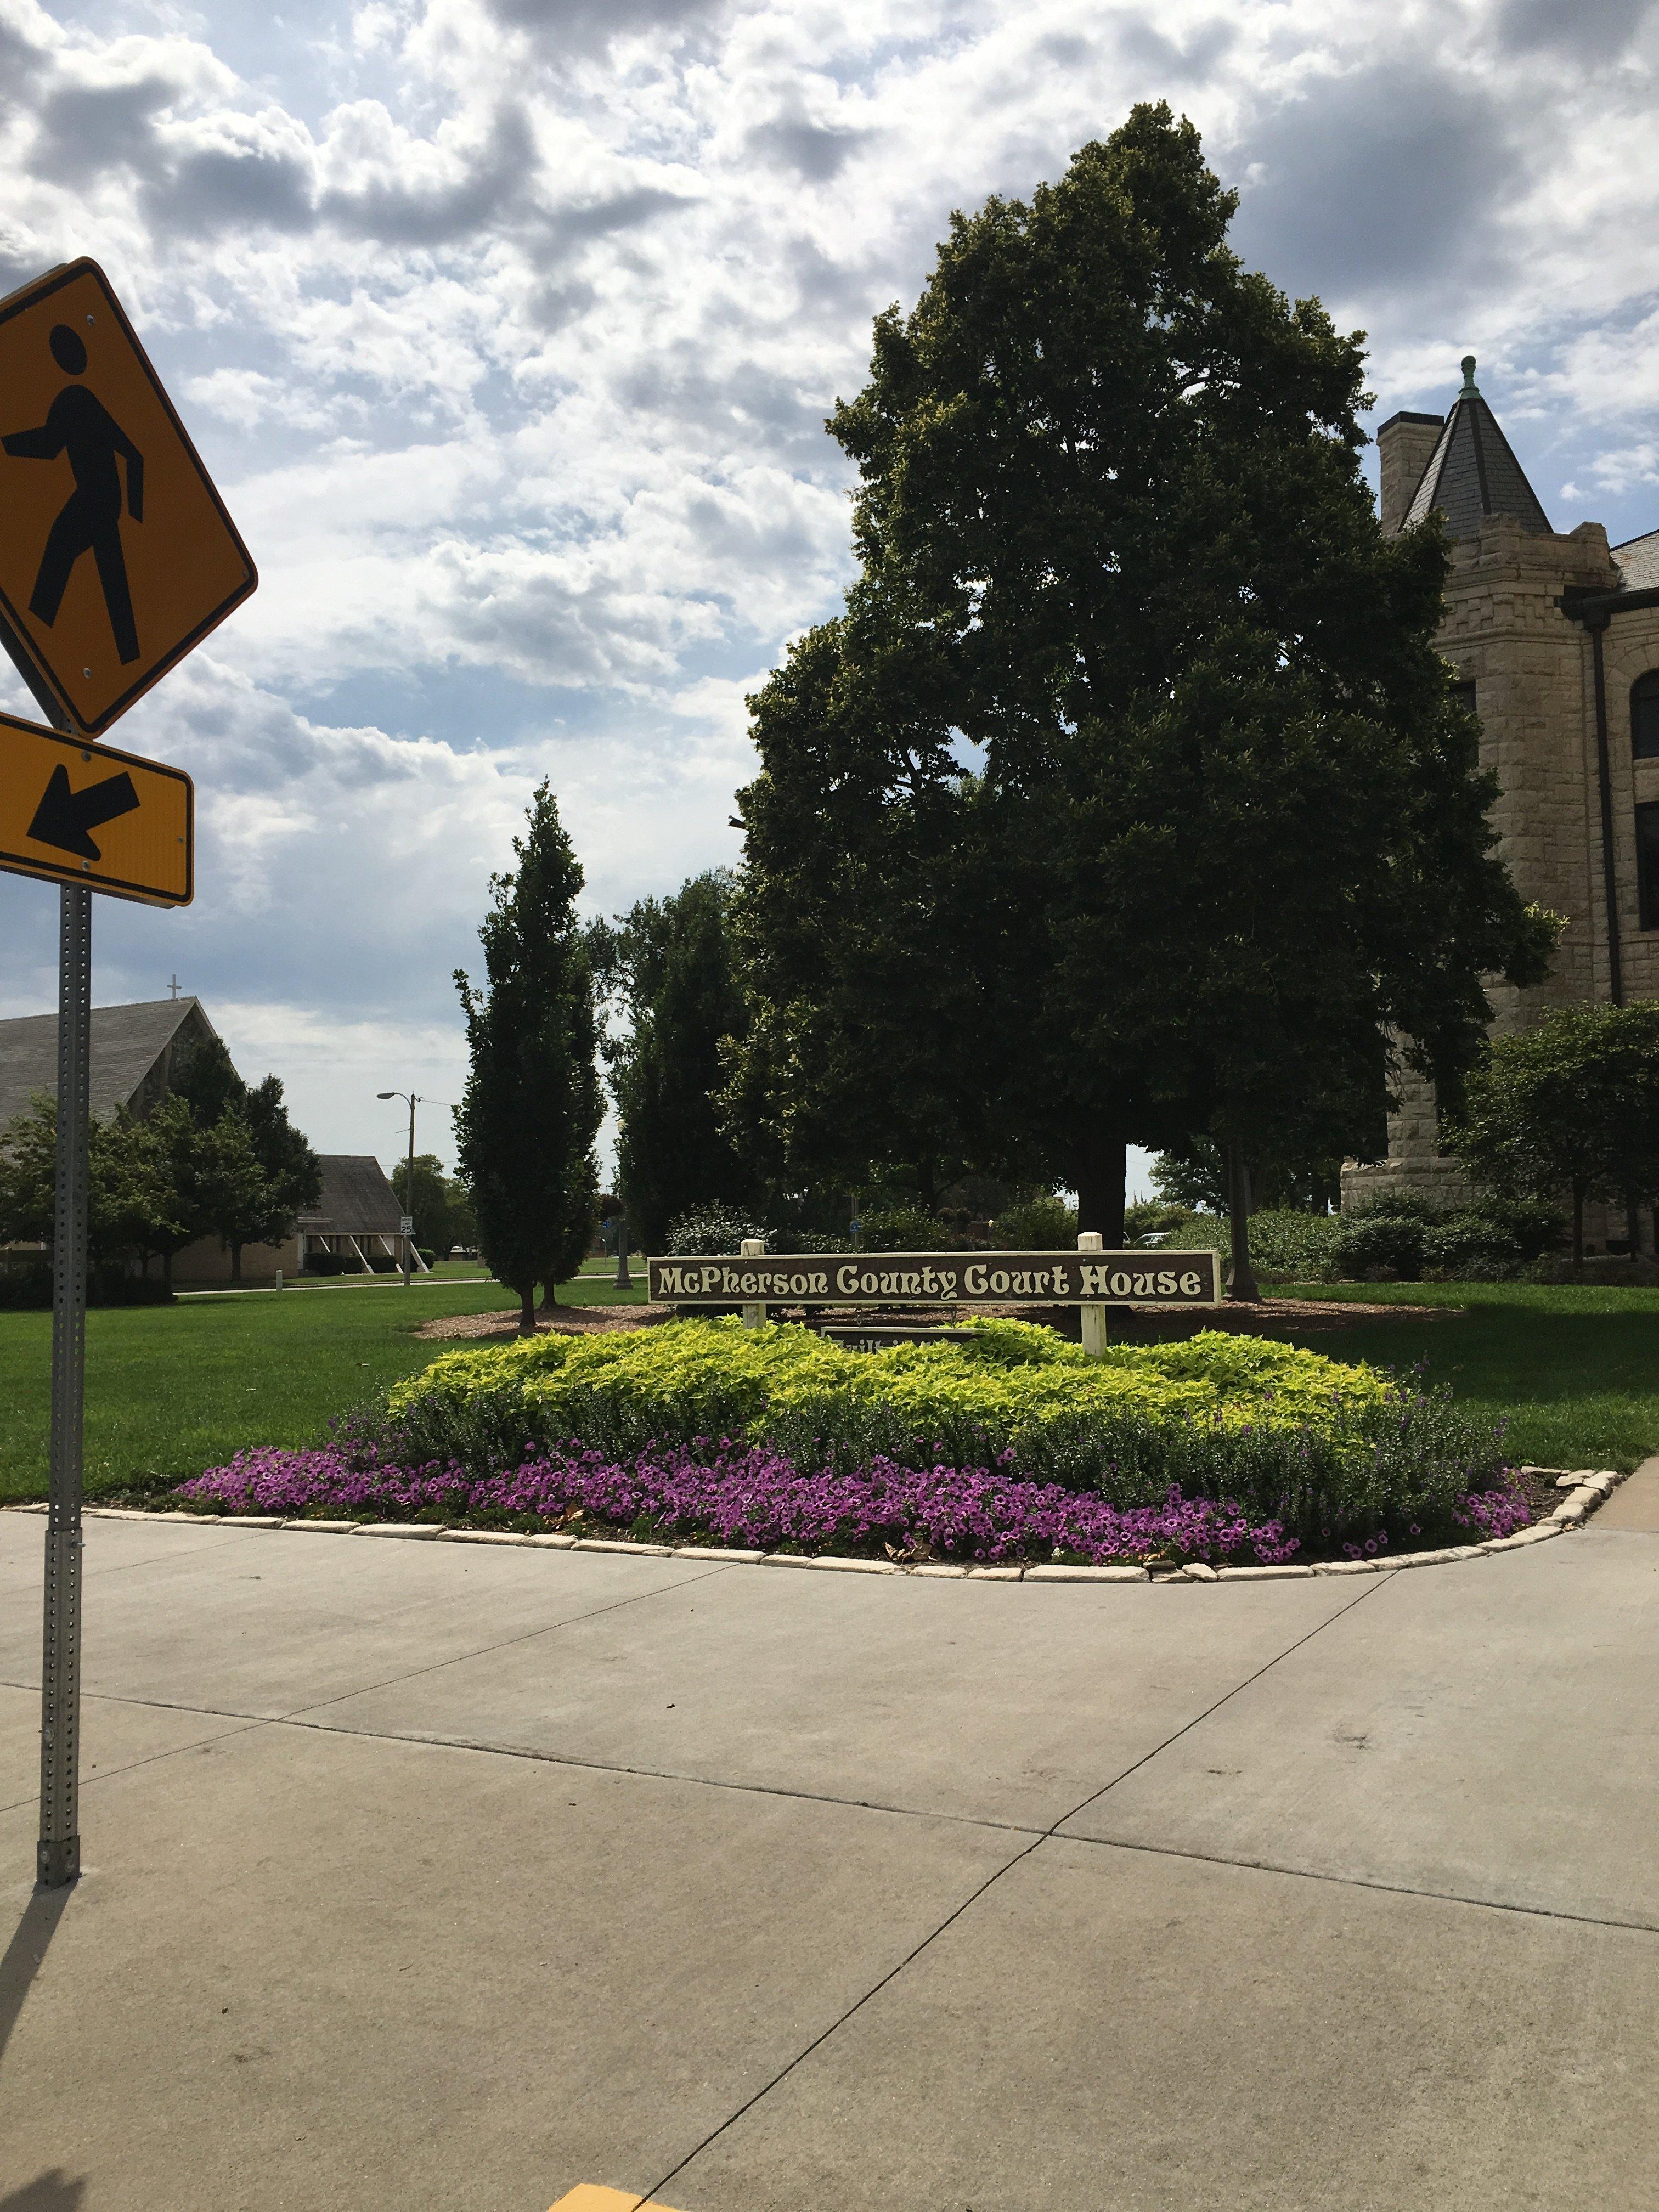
(0, 257), (256, 738)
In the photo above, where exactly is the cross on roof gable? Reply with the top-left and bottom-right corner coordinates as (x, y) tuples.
(0, 995), (218, 1129)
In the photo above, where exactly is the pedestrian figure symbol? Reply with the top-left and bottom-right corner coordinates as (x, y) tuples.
(3, 323), (144, 664)
(0, 257), (255, 737)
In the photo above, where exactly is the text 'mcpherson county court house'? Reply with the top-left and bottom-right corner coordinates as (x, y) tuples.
(1344, 356), (1659, 1252)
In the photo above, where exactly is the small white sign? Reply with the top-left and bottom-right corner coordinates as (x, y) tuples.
(399, 1215), (415, 1235)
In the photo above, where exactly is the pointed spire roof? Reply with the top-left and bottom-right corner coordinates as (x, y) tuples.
(1403, 356), (1551, 538)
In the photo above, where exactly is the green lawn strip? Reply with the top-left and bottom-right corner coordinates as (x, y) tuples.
(0, 1274), (646, 1500)
(1272, 1279), (1659, 1472)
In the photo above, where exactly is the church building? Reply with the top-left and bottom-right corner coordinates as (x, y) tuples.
(0, 995), (421, 1285)
(1342, 357), (1659, 1250)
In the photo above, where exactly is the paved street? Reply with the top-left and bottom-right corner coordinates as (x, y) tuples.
(2, 1489), (1657, 2212)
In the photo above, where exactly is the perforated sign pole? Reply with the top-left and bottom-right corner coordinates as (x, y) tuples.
(0, 255), (255, 1891)
(38, 877), (90, 1887)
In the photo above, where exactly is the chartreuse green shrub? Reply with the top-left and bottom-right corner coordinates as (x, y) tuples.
(387, 1316), (1390, 1449)
(360, 1316), (1513, 1548)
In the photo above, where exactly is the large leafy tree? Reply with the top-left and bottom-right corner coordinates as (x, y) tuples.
(735, 106), (1550, 1254)
(729, 618), (1029, 1209)
(0, 1035), (319, 1295)
(176, 1036), (321, 1279)
(0, 1098), (186, 1290)
(454, 781), (603, 1329)
(590, 871), (757, 1254)
(1447, 1003), (1659, 1265)
(391, 1154), (476, 1258)
(192, 1111), (280, 1284)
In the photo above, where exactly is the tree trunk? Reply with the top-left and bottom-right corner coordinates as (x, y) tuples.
(519, 1284), (538, 1334)
(230, 1242), (243, 1285)
(539, 1280), (559, 1311)
(1226, 1145), (1261, 1301)
(1572, 1178), (1586, 1268)
(1074, 1130), (1127, 1245)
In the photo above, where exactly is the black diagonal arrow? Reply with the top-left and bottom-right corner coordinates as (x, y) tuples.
(28, 764), (141, 861)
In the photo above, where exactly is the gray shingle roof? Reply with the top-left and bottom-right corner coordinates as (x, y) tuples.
(1612, 528), (1659, 591)
(298, 1156), (404, 1235)
(0, 997), (216, 1130)
(1403, 366), (1551, 539)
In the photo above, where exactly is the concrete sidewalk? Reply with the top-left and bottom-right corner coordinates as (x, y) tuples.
(1, 1497), (1656, 2211)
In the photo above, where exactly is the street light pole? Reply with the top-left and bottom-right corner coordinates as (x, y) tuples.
(377, 1090), (420, 1288)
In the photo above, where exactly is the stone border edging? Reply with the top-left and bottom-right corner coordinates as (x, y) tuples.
(3, 1466), (1629, 1582)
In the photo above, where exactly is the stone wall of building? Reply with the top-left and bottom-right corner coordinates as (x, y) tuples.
(1377, 413), (1445, 537)
(1341, 515), (1651, 1246)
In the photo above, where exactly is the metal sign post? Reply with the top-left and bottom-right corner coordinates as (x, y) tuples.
(38, 882), (91, 1887)
(0, 256), (259, 1889)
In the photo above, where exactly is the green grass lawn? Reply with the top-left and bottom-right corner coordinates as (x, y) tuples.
(1273, 1280), (1659, 1472)
(262, 1254), (631, 1291)
(0, 1273), (646, 1501)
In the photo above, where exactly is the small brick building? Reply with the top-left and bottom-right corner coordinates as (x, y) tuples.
(1344, 358), (1659, 1250)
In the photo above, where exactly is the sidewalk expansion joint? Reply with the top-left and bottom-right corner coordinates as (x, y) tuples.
(1056, 1827), (1659, 1940)
(639, 1568), (1397, 2207)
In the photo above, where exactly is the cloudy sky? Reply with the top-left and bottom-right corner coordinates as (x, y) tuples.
(2, 0), (1658, 1189)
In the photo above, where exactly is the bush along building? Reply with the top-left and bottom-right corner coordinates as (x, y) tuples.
(0, 996), (420, 1289)
(1345, 356), (1659, 1253)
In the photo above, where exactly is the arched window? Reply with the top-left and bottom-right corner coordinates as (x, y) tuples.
(1631, 670), (1659, 759)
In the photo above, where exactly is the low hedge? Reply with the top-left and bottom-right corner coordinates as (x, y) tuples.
(328, 1316), (1516, 1554)
(1161, 1210), (1343, 1278)
(385, 1316), (1392, 1460)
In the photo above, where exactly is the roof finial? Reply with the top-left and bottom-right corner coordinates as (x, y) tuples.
(1461, 354), (1479, 395)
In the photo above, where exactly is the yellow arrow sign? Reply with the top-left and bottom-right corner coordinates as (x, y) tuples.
(0, 708), (191, 905)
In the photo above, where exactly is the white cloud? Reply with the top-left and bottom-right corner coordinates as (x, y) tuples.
(5, 0), (1659, 1164)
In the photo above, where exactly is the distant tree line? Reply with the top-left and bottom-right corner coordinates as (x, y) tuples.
(390, 1154), (477, 1262)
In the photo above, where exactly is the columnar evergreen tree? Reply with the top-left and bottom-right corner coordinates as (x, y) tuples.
(591, 871), (755, 1253)
(733, 106), (1551, 1256)
(454, 782), (603, 1330)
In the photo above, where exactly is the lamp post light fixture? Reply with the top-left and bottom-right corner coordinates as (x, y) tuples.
(377, 1090), (426, 1288)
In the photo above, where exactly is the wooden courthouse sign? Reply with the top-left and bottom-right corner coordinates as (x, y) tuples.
(648, 1249), (1222, 1306)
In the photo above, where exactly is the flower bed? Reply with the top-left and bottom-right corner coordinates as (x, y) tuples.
(175, 1440), (1532, 1567)
(171, 1316), (1532, 1563)
(179, 1443), (1315, 1565)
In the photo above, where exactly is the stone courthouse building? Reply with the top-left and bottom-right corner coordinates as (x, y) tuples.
(1343, 357), (1659, 1249)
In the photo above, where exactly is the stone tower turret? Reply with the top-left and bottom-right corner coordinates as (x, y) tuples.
(1345, 358), (1659, 1253)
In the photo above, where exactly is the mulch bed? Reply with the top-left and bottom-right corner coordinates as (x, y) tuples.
(418, 1303), (674, 1341)
(417, 1295), (1445, 1345)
